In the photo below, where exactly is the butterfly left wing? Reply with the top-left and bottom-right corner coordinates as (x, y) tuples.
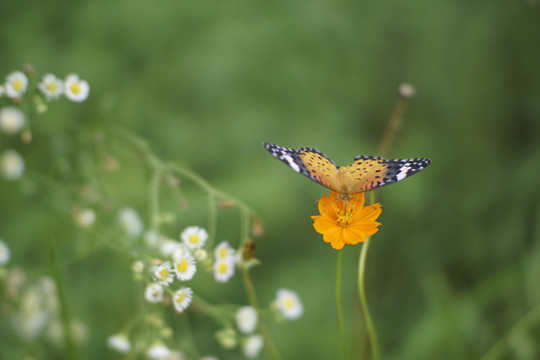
(343, 155), (432, 193)
(263, 142), (341, 192)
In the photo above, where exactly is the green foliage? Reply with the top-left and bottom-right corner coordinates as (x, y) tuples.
(1, 0), (540, 359)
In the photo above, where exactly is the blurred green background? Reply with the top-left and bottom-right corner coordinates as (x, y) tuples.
(1, 0), (540, 359)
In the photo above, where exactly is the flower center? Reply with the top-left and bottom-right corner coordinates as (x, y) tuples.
(176, 259), (188, 273)
(175, 292), (185, 303)
(336, 205), (354, 228)
(188, 234), (200, 245)
(218, 248), (228, 258)
(70, 82), (81, 95)
(46, 82), (59, 93)
(218, 262), (228, 274)
(13, 79), (24, 91)
(284, 297), (294, 309)
(158, 268), (169, 280)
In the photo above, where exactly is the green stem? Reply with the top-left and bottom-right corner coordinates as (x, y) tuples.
(336, 249), (347, 360)
(479, 302), (540, 360)
(358, 237), (380, 360)
(242, 268), (284, 360)
(149, 167), (162, 232)
(49, 237), (78, 359)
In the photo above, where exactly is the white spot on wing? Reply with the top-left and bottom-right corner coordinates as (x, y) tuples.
(282, 154), (301, 173)
(396, 165), (411, 181)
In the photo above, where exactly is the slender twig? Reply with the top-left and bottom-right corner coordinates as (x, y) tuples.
(335, 249), (347, 360)
(49, 237), (79, 360)
(479, 302), (540, 360)
(242, 268), (284, 360)
(358, 237), (380, 360)
(377, 83), (415, 158)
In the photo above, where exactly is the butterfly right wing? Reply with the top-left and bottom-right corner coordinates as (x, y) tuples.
(344, 155), (431, 193)
(263, 142), (340, 191)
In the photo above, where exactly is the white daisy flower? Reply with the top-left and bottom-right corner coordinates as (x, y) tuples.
(160, 239), (183, 256)
(171, 244), (191, 262)
(0, 239), (10, 266)
(145, 230), (161, 248)
(145, 283), (164, 303)
(1, 149), (25, 180)
(173, 253), (196, 281)
(5, 71), (28, 98)
(64, 74), (89, 102)
(213, 258), (235, 283)
(146, 342), (171, 360)
(74, 208), (96, 228)
(0, 106), (26, 134)
(214, 241), (234, 260)
(181, 226), (208, 249)
(131, 260), (144, 274)
(118, 207), (143, 237)
(172, 287), (193, 312)
(154, 262), (173, 286)
(275, 289), (303, 320)
(194, 249), (207, 261)
(242, 334), (264, 359)
(107, 333), (131, 353)
(38, 74), (63, 101)
(235, 306), (258, 334)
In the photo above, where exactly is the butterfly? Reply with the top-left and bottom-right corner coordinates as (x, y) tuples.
(263, 142), (431, 198)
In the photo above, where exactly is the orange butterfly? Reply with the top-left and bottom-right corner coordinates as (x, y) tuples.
(263, 142), (431, 198)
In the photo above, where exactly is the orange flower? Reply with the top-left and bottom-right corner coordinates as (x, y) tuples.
(311, 192), (382, 250)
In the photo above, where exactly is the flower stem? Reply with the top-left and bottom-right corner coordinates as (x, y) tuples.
(358, 237), (380, 360)
(242, 268), (284, 360)
(479, 302), (540, 360)
(49, 237), (79, 360)
(335, 249), (347, 360)
(377, 84), (414, 158)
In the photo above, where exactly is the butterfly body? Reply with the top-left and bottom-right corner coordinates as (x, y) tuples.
(263, 142), (431, 198)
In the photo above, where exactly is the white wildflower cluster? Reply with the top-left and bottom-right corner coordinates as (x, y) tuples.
(108, 201), (302, 359)
(0, 68), (90, 182)
(1, 266), (89, 346)
(2, 70), (89, 103)
(235, 306), (263, 359)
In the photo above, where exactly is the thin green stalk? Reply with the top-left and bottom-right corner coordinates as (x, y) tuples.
(479, 302), (540, 360)
(242, 268), (283, 360)
(335, 249), (347, 360)
(149, 167), (162, 232)
(358, 237), (380, 360)
(49, 237), (78, 360)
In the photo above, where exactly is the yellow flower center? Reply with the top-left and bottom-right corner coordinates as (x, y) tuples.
(218, 262), (228, 274)
(188, 234), (200, 245)
(176, 259), (188, 273)
(70, 82), (81, 95)
(46, 82), (59, 93)
(175, 292), (185, 303)
(158, 268), (169, 280)
(13, 79), (24, 91)
(337, 206), (354, 228)
(284, 297), (294, 309)
(218, 248), (228, 258)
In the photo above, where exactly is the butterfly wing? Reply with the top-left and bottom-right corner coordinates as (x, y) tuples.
(263, 142), (340, 191)
(264, 142), (431, 194)
(343, 155), (432, 193)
